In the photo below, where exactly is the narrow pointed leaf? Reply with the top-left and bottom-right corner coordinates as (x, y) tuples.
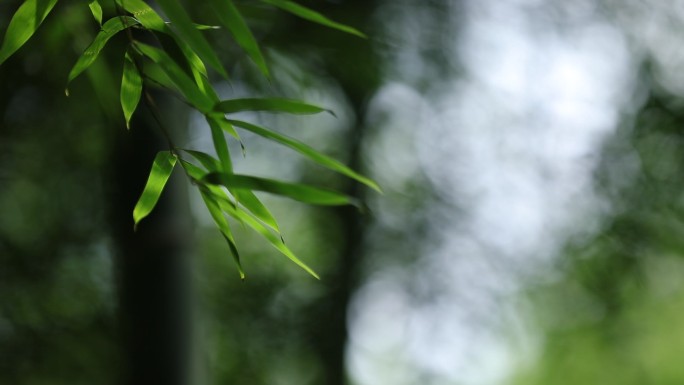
(67, 16), (140, 85)
(207, 115), (233, 172)
(215, 193), (318, 279)
(135, 42), (214, 112)
(203, 172), (359, 206)
(156, 0), (228, 78)
(183, 149), (280, 232)
(199, 187), (245, 279)
(0, 0), (59, 65)
(116, 0), (166, 31)
(229, 119), (381, 192)
(260, 0), (366, 38)
(209, 0), (269, 77)
(215, 98), (333, 115)
(121, 51), (143, 129)
(133, 151), (177, 228)
(89, 0), (103, 25)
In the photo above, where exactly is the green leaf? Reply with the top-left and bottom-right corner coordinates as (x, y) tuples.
(203, 172), (359, 206)
(199, 187), (245, 279)
(215, 98), (333, 115)
(214, 193), (319, 279)
(116, 0), (167, 31)
(207, 115), (233, 172)
(88, 0), (103, 25)
(156, 0), (228, 78)
(67, 16), (140, 87)
(260, 0), (366, 38)
(229, 119), (381, 192)
(208, 0), (269, 78)
(135, 42), (214, 112)
(121, 51), (143, 129)
(133, 151), (177, 229)
(183, 149), (280, 232)
(0, 0), (59, 65)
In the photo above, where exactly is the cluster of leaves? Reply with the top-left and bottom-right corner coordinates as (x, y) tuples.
(0, 0), (379, 279)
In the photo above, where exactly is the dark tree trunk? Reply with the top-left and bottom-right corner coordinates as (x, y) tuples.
(108, 116), (192, 385)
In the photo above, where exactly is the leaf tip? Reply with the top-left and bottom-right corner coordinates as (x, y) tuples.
(64, 88), (70, 97)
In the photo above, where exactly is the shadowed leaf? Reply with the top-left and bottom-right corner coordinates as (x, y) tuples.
(121, 51), (143, 129)
(156, 0), (228, 78)
(208, 0), (269, 78)
(261, 0), (366, 38)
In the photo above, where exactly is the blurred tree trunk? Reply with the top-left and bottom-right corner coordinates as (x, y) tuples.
(108, 114), (192, 385)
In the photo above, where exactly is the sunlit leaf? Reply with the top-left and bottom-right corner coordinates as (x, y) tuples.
(215, 98), (333, 115)
(0, 0), (59, 65)
(156, 0), (228, 78)
(88, 0), (103, 25)
(121, 50), (143, 129)
(183, 149), (280, 232)
(208, 0), (269, 78)
(260, 0), (366, 38)
(133, 151), (177, 229)
(203, 172), (359, 206)
(214, 193), (319, 279)
(229, 119), (381, 192)
(199, 186), (245, 279)
(116, 0), (166, 31)
(135, 42), (214, 112)
(67, 16), (140, 87)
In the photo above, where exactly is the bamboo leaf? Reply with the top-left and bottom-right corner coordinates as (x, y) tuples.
(207, 115), (233, 172)
(203, 172), (359, 206)
(229, 119), (381, 192)
(215, 98), (333, 115)
(199, 187), (245, 279)
(88, 0), (103, 25)
(116, 0), (167, 31)
(215, 193), (319, 279)
(135, 42), (214, 112)
(156, 0), (228, 78)
(0, 0), (59, 65)
(121, 50), (143, 129)
(208, 0), (269, 78)
(183, 149), (280, 232)
(67, 16), (140, 87)
(260, 0), (366, 38)
(133, 151), (177, 229)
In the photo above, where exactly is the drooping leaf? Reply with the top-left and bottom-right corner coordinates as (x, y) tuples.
(229, 119), (381, 192)
(207, 115), (233, 172)
(121, 50), (143, 129)
(133, 151), (177, 229)
(199, 186), (245, 279)
(183, 149), (280, 232)
(203, 172), (359, 206)
(214, 193), (318, 279)
(260, 0), (366, 38)
(67, 16), (140, 87)
(135, 42), (214, 112)
(88, 0), (103, 25)
(156, 0), (228, 78)
(208, 0), (269, 78)
(0, 0), (59, 65)
(215, 98), (333, 115)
